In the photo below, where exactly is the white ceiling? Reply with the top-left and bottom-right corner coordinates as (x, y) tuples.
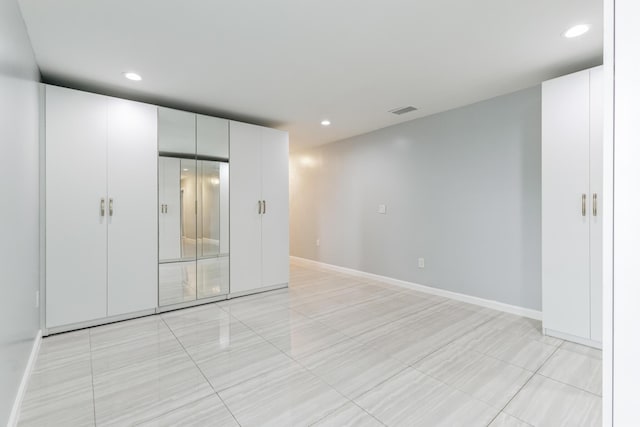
(18, 0), (602, 150)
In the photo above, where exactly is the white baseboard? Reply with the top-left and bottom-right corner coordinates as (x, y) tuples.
(290, 256), (542, 320)
(45, 308), (157, 336)
(227, 283), (288, 299)
(544, 328), (602, 349)
(7, 330), (42, 427)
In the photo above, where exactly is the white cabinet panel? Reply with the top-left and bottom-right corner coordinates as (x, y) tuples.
(46, 86), (108, 328)
(229, 122), (263, 294)
(542, 70), (591, 338)
(261, 127), (289, 287)
(46, 86), (160, 329)
(589, 67), (604, 341)
(158, 107), (195, 155)
(106, 98), (158, 316)
(197, 115), (229, 159)
(159, 157), (181, 261)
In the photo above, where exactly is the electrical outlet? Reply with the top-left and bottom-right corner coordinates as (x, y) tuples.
(316, 239), (320, 247)
(35, 290), (40, 308)
(418, 258), (425, 268)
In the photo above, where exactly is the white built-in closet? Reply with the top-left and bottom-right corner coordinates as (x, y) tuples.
(42, 85), (289, 333)
(542, 66), (603, 346)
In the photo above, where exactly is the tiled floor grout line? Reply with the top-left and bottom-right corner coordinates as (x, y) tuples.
(159, 317), (244, 427)
(413, 329), (563, 379)
(129, 394), (226, 427)
(224, 300), (390, 427)
(169, 304), (314, 396)
(285, 291), (398, 319)
(281, 289), (398, 317)
(307, 400), (387, 427)
(204, 271), (597, 425)
(406, 313), (501, 368)
(535, 372), (603, 397)
(297, 300), (454, 366)
(220, 288), (414, 409)
(313, 298), (452, 342)
(288, 272), (514, 407)
(88, 330), (98, 427)
(484, 343), (562, 426)
(391, 313), (556, 417)
(296, 264), (587, 427)
(19, 265), (601, 426)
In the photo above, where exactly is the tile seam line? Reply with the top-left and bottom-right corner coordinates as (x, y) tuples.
(88, 330), (98, 426)
(129, 394), (219, 427)
(159, 316), (243, 427)
(290, 273), (514, 422)
(535, 372), (603, 398)
(487, 343), (562, 426)
(314, 298), (452, 341)
(402, 310), (501, 368)
(225, 293), (390, 427)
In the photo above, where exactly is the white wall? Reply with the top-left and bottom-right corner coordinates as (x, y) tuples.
(612, 0), (640, 424)
(290, 86), (542, 310)
(0, 0), (41, 424)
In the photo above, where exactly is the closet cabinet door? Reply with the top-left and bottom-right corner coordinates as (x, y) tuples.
(229, 121), (262, 294)
(159, 157), (181, 261)
(261, 127), (289, 287)
(106, 99), (158, 316)
(542, 70), (591, 338)
(46, 86), (108, 328)
(197, 115), (229, 159)
(589, 67), (604, 341)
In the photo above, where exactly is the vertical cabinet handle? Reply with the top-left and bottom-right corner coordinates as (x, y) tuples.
(258, 200), (262, 214)
(100, 198), (105, 217)
(581, 194), (586, 217)
(263, 200), (267, 214)
(164, 204), (167, 214)
(593, 193), (598, 216)
(109, 198), (114, 216)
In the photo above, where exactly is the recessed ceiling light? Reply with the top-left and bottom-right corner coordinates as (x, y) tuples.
(564, 24), (590, 38)
(123, 72), (142, 81)
(321, 120), (331, 126)
(183, 168), (188, 171)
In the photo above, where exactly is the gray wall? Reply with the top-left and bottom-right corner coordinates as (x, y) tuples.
(0, 0), (41, 423)
(290, 86), (542, 310)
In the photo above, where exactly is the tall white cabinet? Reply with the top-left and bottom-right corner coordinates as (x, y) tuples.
(45, 85), (158, 329)
(542, 66), (603, 345)
(229, 121), (289, 295)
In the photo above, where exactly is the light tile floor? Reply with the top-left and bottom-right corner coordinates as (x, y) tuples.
(18, 263), (602, 426)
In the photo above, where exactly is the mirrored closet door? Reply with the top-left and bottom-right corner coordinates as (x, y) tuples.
(157, 107), (229, 307)
(158, 157), (197, 306)
(197, 160), (229, 300)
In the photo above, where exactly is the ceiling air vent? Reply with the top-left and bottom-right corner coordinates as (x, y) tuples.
(389, 106), (417, 115)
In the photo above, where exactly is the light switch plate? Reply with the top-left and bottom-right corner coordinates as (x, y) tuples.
(418, 258), (425, 268)
(378, 204), (387, 214)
